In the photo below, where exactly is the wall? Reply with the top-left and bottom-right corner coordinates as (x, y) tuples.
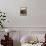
(0, 0), (31, 27)
(0, 0), (46, 27)
(31, 0), (46, 27)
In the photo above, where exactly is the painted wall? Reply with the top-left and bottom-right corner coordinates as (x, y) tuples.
(0, 0), (46, 27)
(31, 0), (46, 27)
(0, 0), (31, 27)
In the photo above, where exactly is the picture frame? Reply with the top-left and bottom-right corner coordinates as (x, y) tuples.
(20, 7), (27, 16)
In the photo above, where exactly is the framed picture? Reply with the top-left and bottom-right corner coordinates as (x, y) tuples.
(20, 7), (27, 16)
